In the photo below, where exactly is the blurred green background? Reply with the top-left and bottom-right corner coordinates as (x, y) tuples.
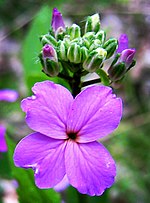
(0, 0), (150, 202)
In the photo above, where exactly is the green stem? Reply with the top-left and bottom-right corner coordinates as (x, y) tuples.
(82, 78), (101, 87)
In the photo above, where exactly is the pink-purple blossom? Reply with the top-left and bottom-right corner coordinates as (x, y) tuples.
(13, 81), (122, 196)
(116, 34), (129, 53)
(0, 125), (7, 152)
(0, 89), (18, 102)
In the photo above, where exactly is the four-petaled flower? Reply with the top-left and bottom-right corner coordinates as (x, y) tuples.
(13, 81), (122, 196)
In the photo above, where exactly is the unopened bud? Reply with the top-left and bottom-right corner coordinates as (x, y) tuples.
(40, 34), (57, 47)
(108, 48), (136, 81)
(89, 39), (102, 51)
(82, 38), (91, 49)
(58, 40), (68, 61)
(83, 32), (95, 41)
(67, 43), (81, 63)
(96, 30), (106, 44)
(103, 38), (118, 59)
(119, 48), (136, 68)
(83, 48), (107, 72)
(67, 24), (81, 40)
(51, 8), (65, 37)
(42, 44), (57, 61)
(85, 13), (100, 33)
(108, 62), (126, 81)
(41, 44), (59, 77)
(80, 46), (88, 62)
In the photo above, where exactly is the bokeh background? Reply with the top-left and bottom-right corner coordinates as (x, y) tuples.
(0, 0), (150, 202)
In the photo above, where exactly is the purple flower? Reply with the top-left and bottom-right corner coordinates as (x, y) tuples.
(51, 8), (65, 34)
(116, 34), (128, 53)
(0, 89), (18, 102)
(0, 125), (7, 152)
(13, 81), (122, 196)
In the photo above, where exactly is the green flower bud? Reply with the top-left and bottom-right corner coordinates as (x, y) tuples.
(96, 30), (106, 44)
(82, 38), (91, 49)
(71, 37), (83, 46)
(108, 62), (126, 81)
(67, 24), (81, 40)
(44, 59), (60, 77)
(103, 38), (118, 59)
(40, 34), (57, 47)
(63, 35), (71, 47)
(67, 43), (81, 63)
(85, 13), (100, 33)
(57, 40), (68, 61)
(89, 39), (102, 51)
(80, 46), (88, 62)
(83, 32), (95, 41)
(41, 44), (60, 77)
(83, 48), (107, 72)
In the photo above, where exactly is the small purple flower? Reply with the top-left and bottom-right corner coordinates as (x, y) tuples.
(51, 8), (65, 34)
(0, 89), (18, 102)
(0, 125), (7, 152)
(116, 34), (128, 53)
(13, 81), (122, 196)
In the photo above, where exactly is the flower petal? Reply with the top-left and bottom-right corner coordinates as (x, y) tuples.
(67, 85), (122, 143)
(0, 125), (7, 152)
(116, 34), (128, 53)
(54, 175), (69, 192)
(13, 132), (67, 188)
(21, 81), (73, 139)
(0, 89), (18, 102)
(65, 140), (116, 196)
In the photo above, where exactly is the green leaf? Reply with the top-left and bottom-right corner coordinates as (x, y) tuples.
(6, 136), (61, 203)
(96, 68), (110, 86)
(21, 4), (63, 91)
(0, 152), (11, 179)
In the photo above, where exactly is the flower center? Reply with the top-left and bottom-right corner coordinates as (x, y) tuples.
(67, 132), (77, 140)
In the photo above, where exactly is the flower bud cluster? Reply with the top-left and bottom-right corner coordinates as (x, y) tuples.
(39, 8), (136, 84)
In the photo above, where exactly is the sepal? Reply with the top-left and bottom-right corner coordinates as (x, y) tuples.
(83, 48), (107, 72)
(85, 13), (100, 33)
(67, 24), (81, 40)
(103, 38), (118, 59)
(67, 43), (81, 63)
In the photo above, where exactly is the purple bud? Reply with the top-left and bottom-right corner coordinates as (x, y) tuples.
(0, 125), (7, 152)
(0, 89), (18, 102)
(116, 34), (128, 53)
(120, 48), (136, 67)
(42, 44), (58, 62)
(42, 44), (59, 77)
(51, 8), (65, 33)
